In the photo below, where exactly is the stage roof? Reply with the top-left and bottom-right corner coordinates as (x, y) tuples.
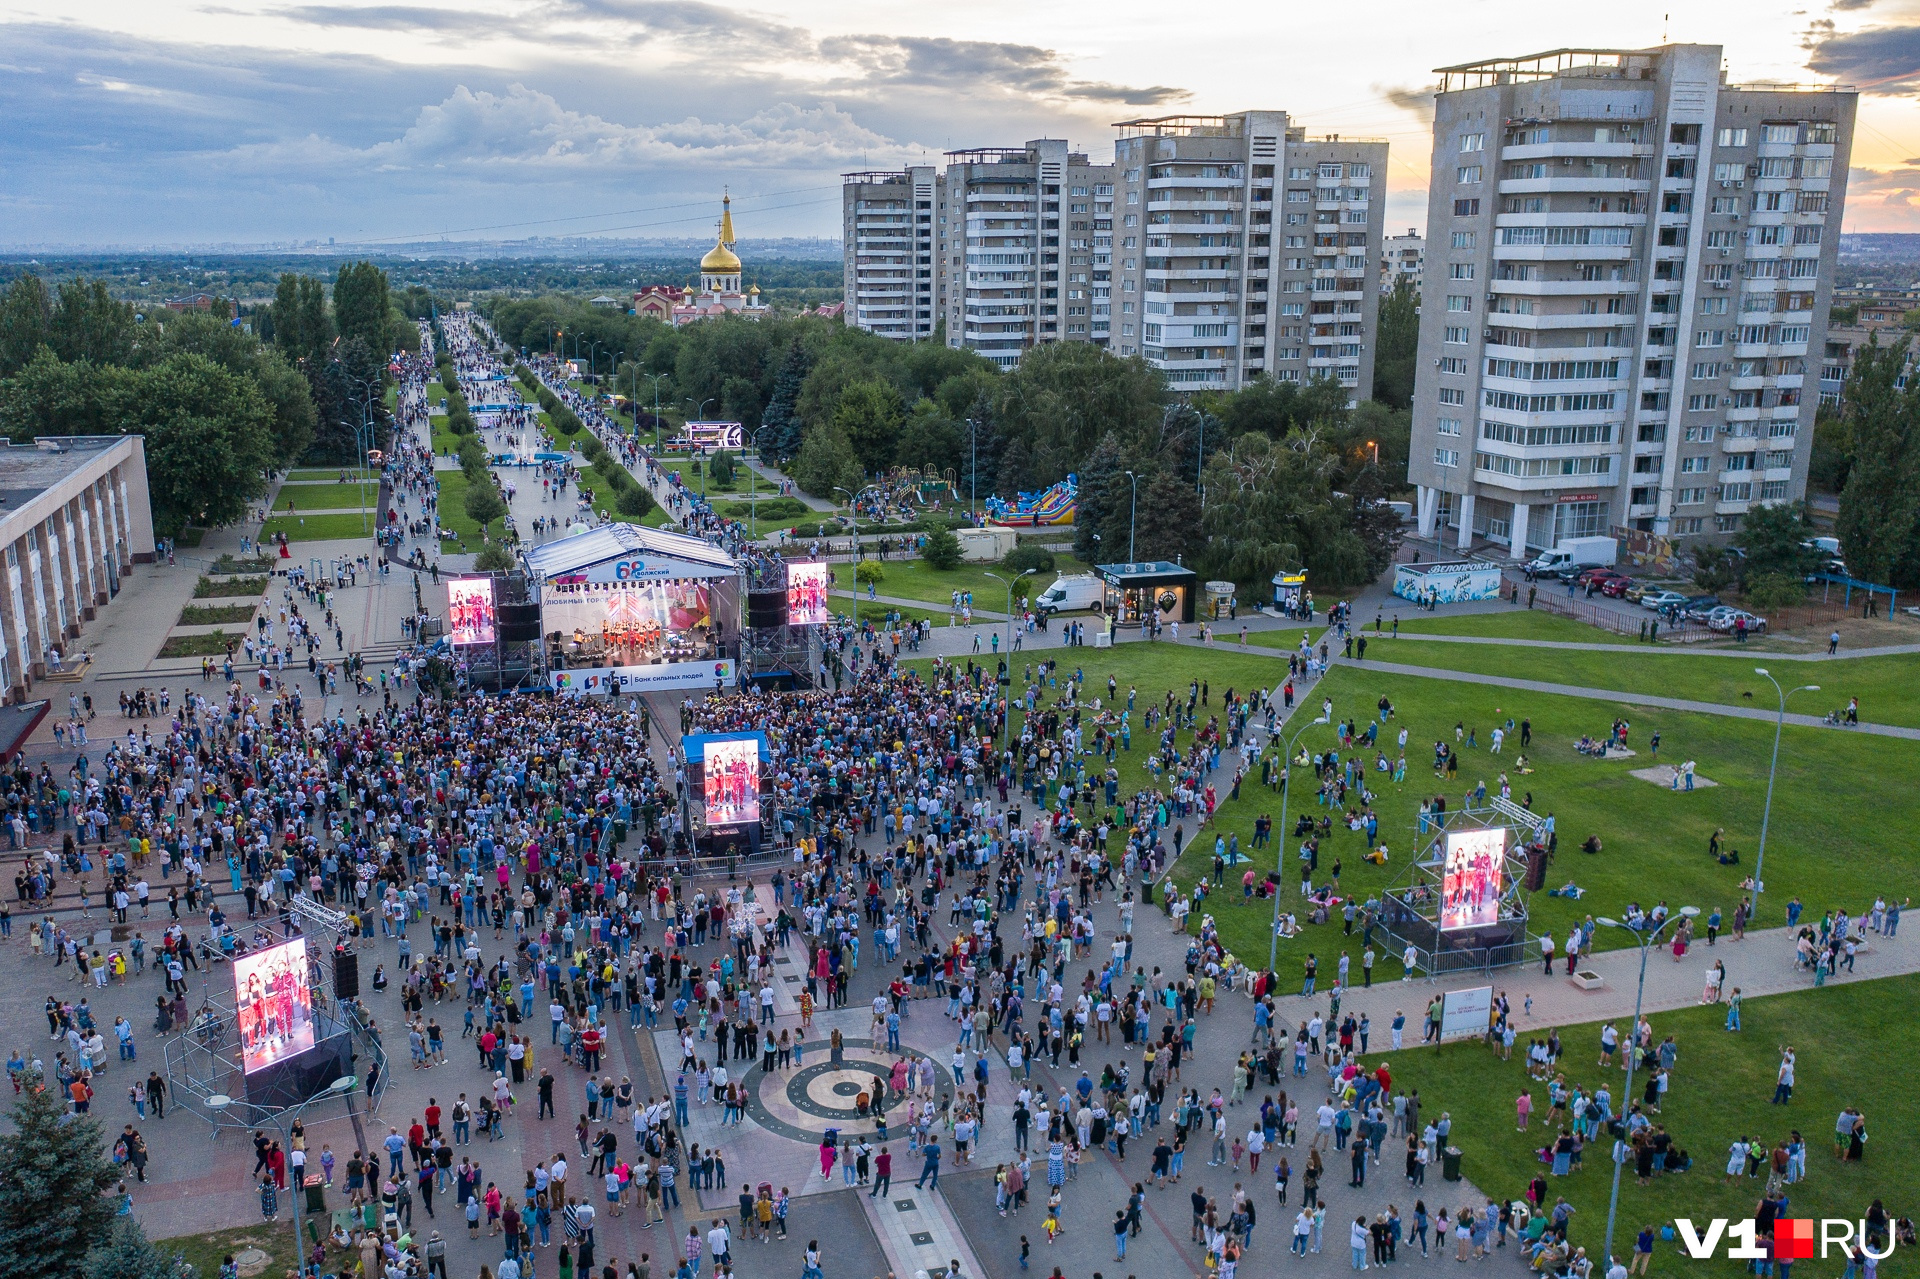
(521, 523), (738, 580)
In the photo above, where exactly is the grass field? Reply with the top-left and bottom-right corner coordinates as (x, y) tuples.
(1388, 610), (1638, 644)
(639, 504), (676, 529)
(157, 1222), (297, 1279)
(285, 468), (354, 481)
(1358, 640), (1908, 727)
(179, 603), (256, 626)
(833, 555), (1095, 611)
(434, 470), (483, 540)
(1387, 975), (1919, 1274)
(258, 512), (373, 542)
(271, 482), (377, 511)
(848, 598), (949, 626)
(906, 640), (1917, 970)
(159, 630), (236, 657)
(193, 575), (266, 598)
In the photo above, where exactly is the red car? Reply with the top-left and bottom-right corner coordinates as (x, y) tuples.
(1599, 575), (1634, 598)
(1576, 567), (1626, 589)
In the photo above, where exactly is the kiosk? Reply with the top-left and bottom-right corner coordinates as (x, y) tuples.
(1393, 559), (1503, 605)
(1098, 561), (1198, 624)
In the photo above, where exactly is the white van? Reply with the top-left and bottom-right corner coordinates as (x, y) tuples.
(1033, 572), (1104, 616)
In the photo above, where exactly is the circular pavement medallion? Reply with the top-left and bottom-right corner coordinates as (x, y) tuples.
(740, 1037), (936, 1144)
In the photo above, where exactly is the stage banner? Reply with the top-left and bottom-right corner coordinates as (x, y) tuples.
(550, 658), (734, 694)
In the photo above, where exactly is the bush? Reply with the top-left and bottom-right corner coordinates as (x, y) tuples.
(456, 436), (489, 475)
(1744, 571), (1808, 615)
(616, 487), (656, 518)
(921, 526), (963, 570)
(474, 542), (516, 572)
(855, 558), (885, 589)
(1002, 543), (1056, 575)
(578, 434), (604, 462)
(708, 450), (738, 486)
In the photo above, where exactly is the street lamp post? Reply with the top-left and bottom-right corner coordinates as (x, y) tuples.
(748, 425), (778, 540)
(984, 568), (1037, 747)
(1266, 714), (1331, 974)
(1123, 470), (1139, 563)
(1751, 669), (1818, 921)
(965, 418), (980, 517)
(1594, 907), (1700, 1271)
(642, 374), (669, 452)
(687, 397), (716, 498)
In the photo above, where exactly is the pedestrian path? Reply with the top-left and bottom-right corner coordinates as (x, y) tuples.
(1350, 658), (1920, 740)
(1367, 631), (1920, 660)
(742, 456), (834, 511)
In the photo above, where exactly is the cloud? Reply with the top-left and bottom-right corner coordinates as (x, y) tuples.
(1377, 82), (1437, 124)
(276, 5), (508, 32)
(1831, 0), (1878, 10)
(816, 34), (1186, 105)
(1805, 21), (1920, 91)
(206, 83), (920, 176)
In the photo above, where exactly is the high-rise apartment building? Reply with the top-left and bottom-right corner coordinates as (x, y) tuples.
(842, 118), (1388, 389)
(1406, 45), (1856, 555)
(1110, 114), (1387, 394)
(930, 141), (1117, 368)
(841, 166), (937, 340)
(1382, 229), (1425, 293)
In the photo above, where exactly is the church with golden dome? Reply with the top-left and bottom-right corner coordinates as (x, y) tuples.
(670, 194), (766, 327)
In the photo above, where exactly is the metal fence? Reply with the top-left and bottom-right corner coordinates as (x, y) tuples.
(1502, 575), (1713, 642)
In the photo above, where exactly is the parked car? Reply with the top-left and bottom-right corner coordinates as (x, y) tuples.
(1639, 590), (1690, 611)
(1706, 607), (1768, 634)
(1599, 575), (1633, 598)
(1576, 566), (1626, 588)
(1681, 594), (1723, 621)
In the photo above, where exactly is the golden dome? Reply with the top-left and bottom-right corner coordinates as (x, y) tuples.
(700, 193), (741, 274)
(748, 284), (760, 295)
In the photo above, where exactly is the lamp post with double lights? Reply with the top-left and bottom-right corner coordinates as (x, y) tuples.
(1124, 470), (1139, 563)
(1266, 714), (1331, 975)
(1751, 668), (1818, 921)
(686, 397), (716, 497)
(1593, 906), (1700, 1270)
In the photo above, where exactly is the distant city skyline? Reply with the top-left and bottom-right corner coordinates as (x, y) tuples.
(5, 0), (1920, 245)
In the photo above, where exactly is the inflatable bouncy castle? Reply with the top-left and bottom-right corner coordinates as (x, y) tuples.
(985, 474), (1076, 527)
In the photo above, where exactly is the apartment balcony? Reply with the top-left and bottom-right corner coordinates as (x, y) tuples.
(966, 191), (1034, 204)
(1497, 177), (1650, 196)
(1147, 175), (1242, 190)
(1491, 244), (1635, 262)
(1500, 142), (1651, 162)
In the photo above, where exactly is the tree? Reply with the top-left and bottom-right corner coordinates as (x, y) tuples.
(333, 261), (394, 356)
(894, 400), (963, 475)
(1131, 470), (1203, 564)
(142, 311), (315, 467)
(84, 1217), (193, 1279)
(133, 354), (278, 536)
(464, 479), (508, 534)
(760, 341), (811, 462)
(993, 343), (1164, 492)
(707, 450), (738, 486)
(1737, 501), (1819, 579)
(48, 280), (136, 368)
(1836, 334), (1920, 588)
(0, 276), (52, 378)
(1808, 405), (1851, 494)
(0, 1069), (120, 1279)
(0, 351), (134, 440)
(831, 378), (904, 474)
(1743, 571), (1807, 616)
(1372, 277), (1420, 410)
(474, 541), (516, 572)
(788, 421), (863, 498)
(269, 273), (332, 370)
(1693, 546), (1741, 594)
(1002, 543), (1055, 576)
(615, 486), (656, 518)
(1072, 432), (1126, 563)
(920, 524), (963, 570)
(854, 559), (885, 590)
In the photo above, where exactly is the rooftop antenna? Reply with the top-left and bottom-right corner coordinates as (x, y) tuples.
(1662, 12), (1669, 42)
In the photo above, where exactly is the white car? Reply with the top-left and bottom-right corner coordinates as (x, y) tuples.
(1706, 607), (1767, 634)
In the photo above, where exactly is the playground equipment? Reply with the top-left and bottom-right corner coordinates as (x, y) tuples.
(985, 474), (1076, 527)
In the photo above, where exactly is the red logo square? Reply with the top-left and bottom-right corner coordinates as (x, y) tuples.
(1775, 1219), (1816, 1261)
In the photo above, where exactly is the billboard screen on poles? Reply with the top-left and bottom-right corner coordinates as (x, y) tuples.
(700, 737), (761, 828)
(234, 938), (317, 1074)
(1440, 827), (1505, 930)
(786, 562), (831, 627)
(447, 577), (498, 646)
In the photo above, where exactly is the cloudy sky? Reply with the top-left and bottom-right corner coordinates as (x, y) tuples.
(5, 0), (1920, 246)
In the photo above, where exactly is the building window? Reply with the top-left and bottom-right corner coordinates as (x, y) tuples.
(1434, 448), (1459, 467)
(1453, 199), (1480, 217)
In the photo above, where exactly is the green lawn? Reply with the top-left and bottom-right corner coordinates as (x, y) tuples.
(832, 555), (1095, 611)
(908, 641), (1917, 970)
(639, 504), (676, 529)
(285, 467), (353, 481)
(179, 603), (256, 626)
(157, 1222), (298, 1279)
(258, 512), (374, 542)
(1388, 975), (1920, 1275)
(159, 630), (238, 657)
(1360, 641), (1907, 727)
(1387, 609), (1638, 644)
(194, 574), (267, 599)
(848, 598), (950, 626)
(272, 481), (378, 511)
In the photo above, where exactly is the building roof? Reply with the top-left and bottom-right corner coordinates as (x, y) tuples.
(1097, 560), (1197, 583)
(0, 437), (128, 514)
(701, 195), (742, 273)
(521, 522), (737, 579)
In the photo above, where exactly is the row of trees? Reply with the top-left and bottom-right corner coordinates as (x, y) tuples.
(1830, 335), (1920, 589)
(488, 293), (1414, 588)
(0, 263), (419, 536)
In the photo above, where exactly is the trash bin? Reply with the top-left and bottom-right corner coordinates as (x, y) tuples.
(614, 818), (629, 844)
(304, 1176), (327, 1214)
(1443, 1147), (1463, 1181)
